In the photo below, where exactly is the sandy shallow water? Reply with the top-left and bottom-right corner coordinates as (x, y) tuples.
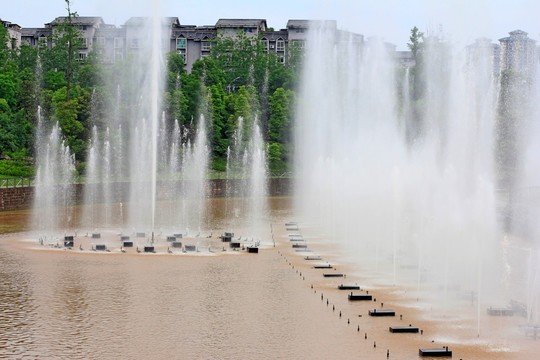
(1, 199), (539, 359)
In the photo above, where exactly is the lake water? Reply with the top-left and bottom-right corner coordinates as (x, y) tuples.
(0, 198), (538, 359)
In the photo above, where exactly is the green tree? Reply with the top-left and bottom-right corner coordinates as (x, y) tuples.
(405, 26), (425, 144)
(267, 87), (295, 170)
(209, 83), (228, 159)
(40, 0), (82, 102)
(0, 22), (10, 67)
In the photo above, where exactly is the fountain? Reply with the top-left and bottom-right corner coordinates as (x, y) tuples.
(225, 115), (268, 244)
(32, 107), (75, 237)
(31, 2), (269, 254)
(293, 20), (538, 335)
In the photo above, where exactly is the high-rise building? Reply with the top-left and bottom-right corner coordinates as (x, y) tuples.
(499, 30), (536, 79)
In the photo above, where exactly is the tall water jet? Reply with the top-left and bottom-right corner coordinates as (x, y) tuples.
(226, 116), (245, 222)
(126, 4), (165, 234)
(32, 107), (75, 235)
(225, 115), (268, 239)
(295, 22), (503, 318)
(181, 114), (209, 233)
(82, 126), (100, 228)
(247, 119), (268, 241)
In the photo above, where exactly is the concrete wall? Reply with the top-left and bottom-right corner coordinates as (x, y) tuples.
(0, 178), (293, 212)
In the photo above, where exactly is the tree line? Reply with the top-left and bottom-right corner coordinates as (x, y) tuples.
(0, 10), (300, 177)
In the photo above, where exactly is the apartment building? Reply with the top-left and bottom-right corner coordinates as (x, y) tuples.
(14, 17), (363, 73)
(499, 30), (536, 79)
(1, 19), (22, 49)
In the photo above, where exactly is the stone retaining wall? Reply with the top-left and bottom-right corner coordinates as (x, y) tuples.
(0, 178), (293, 212)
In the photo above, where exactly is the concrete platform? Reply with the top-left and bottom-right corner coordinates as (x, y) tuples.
(487, 307), (514, 316)
(348, 294), (372, 300)
(338, 285), (360, 290)
(419, 347), (452, 357)
(389, 326), (419, 333)
(369, 309), (395, 316)
(324, 273), (344, 277)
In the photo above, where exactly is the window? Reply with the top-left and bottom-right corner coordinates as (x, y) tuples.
(279, 54), (285, 63)
(201, 40), (210, 51)
(38, 36), (47, 48)
(114, 37), (124, 49)
(77, 52), (87, 61)
(114, 48), (123, 62)
(80, 37), (88, 48)
(296, 29), (305, 33)
(176, 38), (186, 49)
(243, 28), (253, 33)
(130, 39), (138, 48)
(176, 52), (186, 64)
(260, 38), (268, 51)
(292, 40), (305, 49)
(277, 39), (285, 52)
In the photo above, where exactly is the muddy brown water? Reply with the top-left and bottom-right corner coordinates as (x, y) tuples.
(0, 198), (538, 359)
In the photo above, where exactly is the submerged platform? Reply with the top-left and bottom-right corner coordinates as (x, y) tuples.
(64, 236), (74, 248)
(487, 307), (514, 316)
(389, 326), (419, 333)
(313, 264), (333, 269)
(369, 309), (395, 316)
(348, 294), (372, 301)
(338, 285), (360, 290)
(324, 273), (344, 278)
(419, 347), (452, 357)
(305, 256), (322, 261)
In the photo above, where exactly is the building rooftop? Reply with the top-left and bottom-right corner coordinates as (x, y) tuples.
(287, 19), (337, 30)
(47, 16), (105, 26)
(216, 19), (267, 29)
(499, 29), (535, 42)
(124, 17), (180, 27)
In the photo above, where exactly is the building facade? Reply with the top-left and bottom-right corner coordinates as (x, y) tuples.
(12, 16), (366, 73)
(1, 19), (22, 49)
(498, 30), (536, 79)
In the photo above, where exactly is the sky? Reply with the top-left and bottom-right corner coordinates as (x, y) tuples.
(3, 0), (540, 50)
